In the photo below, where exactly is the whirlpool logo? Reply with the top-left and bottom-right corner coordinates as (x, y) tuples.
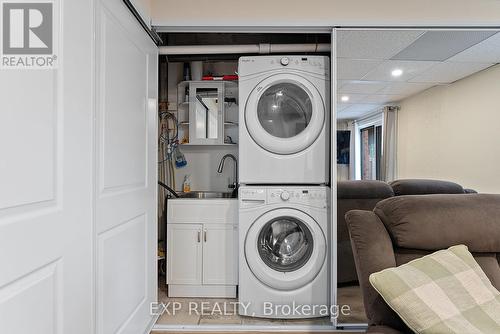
(1, 1), (58, 68)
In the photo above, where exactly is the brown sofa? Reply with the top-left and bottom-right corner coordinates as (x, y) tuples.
(345, 194), (500, 333)
(337, 179), (475, 284)
(389, 179), (476, 196)
(337, 181), (394, 283)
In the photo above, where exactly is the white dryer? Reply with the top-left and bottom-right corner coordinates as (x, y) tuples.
(238, 186), (330, 319)
(238, 56), (330, 184)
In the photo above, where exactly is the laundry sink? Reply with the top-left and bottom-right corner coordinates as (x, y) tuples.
(177, 191), (237, 199)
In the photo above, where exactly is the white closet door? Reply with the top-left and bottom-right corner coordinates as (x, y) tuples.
(330, 27), (338, 327)
(94, 0), (158, 333)
(0, 0), (93, 333)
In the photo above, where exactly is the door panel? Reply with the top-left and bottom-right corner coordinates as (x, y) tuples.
(202, 224), (238, 285)
(167, 224), (203, 285)
(94, 0), (158, 333)
(0, 0), (93, 333)
(331, 28), (338, 327)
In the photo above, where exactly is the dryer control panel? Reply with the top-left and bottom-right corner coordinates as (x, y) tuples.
(239, 187), (328, 209)
(238, 55), (330, 77)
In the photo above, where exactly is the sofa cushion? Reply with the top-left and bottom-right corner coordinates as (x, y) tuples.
(338, 180), (394, 199)
(394, 249), (500, 291)
(374, 194), (500, 253)
(389, 179), (465, 196)
(370, 245), (500, 334)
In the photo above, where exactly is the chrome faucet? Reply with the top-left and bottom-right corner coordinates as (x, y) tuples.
(217, 154), (238, 190)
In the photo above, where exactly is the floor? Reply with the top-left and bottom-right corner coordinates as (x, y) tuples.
(336, 284), (368, 324)
(155, 276), (367, 328)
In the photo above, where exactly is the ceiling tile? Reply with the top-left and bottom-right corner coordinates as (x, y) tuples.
(361, 94), (405, 104)
(392, 30), (497, 61)
(337, 104), (351, 112)
(337, 80), (349, 89)
(338, 104), (382, 120)
(338, 80), (387, 94)
(409, 62), (494, 83)
(448, 32), (500, 63)
(362, 60), (437, 82)
(376, 82), (435, 96)
(337, 93), (369, 104)
(337, 30), (425, 59)
(337, 58), (383, 80)
(337, 110), (365, 120)
(342, 103), (382, 113)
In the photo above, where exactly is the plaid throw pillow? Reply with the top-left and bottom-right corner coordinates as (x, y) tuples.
(369, 245), (500, 334)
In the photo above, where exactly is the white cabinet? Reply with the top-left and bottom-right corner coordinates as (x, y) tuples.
(166, 199), (238, 297)
(203, 224), (238, 285)
(177, 81), (238, 146)
(167, 223), (203, 285)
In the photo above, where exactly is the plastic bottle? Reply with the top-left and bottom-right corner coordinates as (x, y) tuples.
(174, 146), (187, 168)
(182, 175), (191, 193)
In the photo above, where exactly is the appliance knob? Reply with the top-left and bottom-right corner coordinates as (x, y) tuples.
(280, 57), (289, 66)
(280, 191), (290, 201)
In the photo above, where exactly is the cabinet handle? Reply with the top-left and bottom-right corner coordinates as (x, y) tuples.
(197, 230), (201, 243)
(204, 229), (207, 242)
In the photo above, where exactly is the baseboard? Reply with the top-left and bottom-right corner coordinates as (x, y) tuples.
(168, 284), (237, 298)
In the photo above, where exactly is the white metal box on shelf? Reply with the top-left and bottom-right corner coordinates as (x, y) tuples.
(177, 81), (238, 146)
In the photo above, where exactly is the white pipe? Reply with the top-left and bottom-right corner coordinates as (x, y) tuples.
(158, 43), (331, 55)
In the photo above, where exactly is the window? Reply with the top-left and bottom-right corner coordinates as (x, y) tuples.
(360, 125), (382, 180)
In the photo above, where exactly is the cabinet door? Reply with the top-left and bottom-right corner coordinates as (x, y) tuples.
(167, 224), (203, 285)
(202, 224), (238, 285)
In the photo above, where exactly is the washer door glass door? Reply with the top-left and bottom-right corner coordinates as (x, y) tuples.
(245, 73), (325, 155)
(258, 216), (313, 272)
(245, 208), (326, 291)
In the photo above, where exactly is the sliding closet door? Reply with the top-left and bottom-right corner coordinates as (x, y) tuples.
(0, 0), (93, 333)
(94, 0), (158, 333)
(330, 27), (338, 327)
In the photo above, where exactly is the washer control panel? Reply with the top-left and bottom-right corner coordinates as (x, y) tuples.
(240, 187), (328, 209)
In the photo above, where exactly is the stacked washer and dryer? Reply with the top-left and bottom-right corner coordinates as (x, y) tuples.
(238, 56), (331, 319)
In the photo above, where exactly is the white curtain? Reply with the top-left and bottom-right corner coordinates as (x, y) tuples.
(352, 112), (382, 180)
(348, 120), (356, 180)
(381, 106), (398, 182)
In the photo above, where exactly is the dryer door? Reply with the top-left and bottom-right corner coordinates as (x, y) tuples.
(245, 73), (325, 155)
(245, 208), (327, 291)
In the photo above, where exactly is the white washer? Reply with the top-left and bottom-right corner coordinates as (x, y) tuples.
(238, 56), (330, 184)
(238, 186), (330, 319)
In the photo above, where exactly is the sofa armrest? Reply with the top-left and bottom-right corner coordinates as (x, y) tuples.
(345, 210), (406, 331)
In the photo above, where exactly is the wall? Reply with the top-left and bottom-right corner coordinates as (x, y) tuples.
(174, 146), (238, 192)
(397, 64), (500, 193)
(164, 61), (239, 192)
(130, 0), (152, 26)
(151, 0), (500, 27)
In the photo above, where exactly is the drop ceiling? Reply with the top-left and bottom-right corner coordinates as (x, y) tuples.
(337, 29), (500, 120)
